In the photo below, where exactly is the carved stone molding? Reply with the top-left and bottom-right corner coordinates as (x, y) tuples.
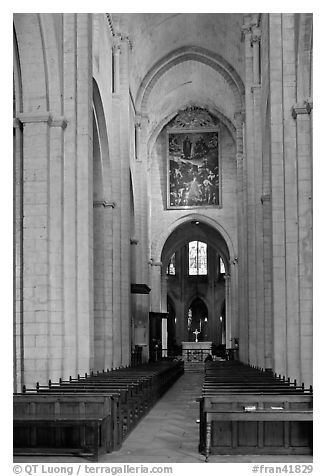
(17, 111), (51, 124)
(149, 259), (162, 267)
(251, 28), (261, 46)
(291, 101), (312, 119)
(117, 34), (133, 50)
(241, 24), (252, 39)
(17, 112), (67, 129)
(112, 43), (121, 55)
(168, 106), (218, 129)
(130, 238), (139, 245)
(106, 13), (116, 37)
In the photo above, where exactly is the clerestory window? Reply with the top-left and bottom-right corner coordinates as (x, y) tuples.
(189, 241), (207, 275)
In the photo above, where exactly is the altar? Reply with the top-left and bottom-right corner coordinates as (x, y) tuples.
(181, 341), (212, 362)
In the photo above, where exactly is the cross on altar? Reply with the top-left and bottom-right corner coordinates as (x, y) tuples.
(193, 328), (201, 343)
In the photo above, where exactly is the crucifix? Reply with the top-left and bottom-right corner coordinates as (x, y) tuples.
(193, 328), (201, 343)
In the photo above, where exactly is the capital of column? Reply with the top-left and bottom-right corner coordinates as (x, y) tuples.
(115, 33), (133, 50)
(241, 24), (252, 37)
(291, 100), (313, 119)
(130, 238), (139, 245)
(224, 274), (231, 282)
(17, 111), (51, 124)
(251, 28), (261, 46)
(234, 110), (245, 126)
(16, 112), (68, 129)
(149, 259), (162, 267)
(112, 43), (121, 56)
(236, 153), (244, 163)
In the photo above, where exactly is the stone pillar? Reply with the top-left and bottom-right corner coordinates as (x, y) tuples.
(135, 121), (141, 161)
(112, 43), (121, 94)
(61, 13), (94, 379)
(150, 261), (163, 312)
(18, 112), (51, 387)
(234, 111), (246, 362)
(102, 203), (114, 370)
(13, 117), (23, 392)
(243, 18), (258, 365)
(252, 27), (265, 368)
(161, 274), (168, 313)
(224, 274), (231, 349)
(292, 100), (313, 386)
(252, 28), (261, 85)
(133, 114), (151, 360)
(48, 116), (66, 381)
(119, 35), (132, 367)
(75, 13), (94, 374)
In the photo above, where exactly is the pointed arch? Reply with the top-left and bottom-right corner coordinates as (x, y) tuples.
(136, 46), (245, 116)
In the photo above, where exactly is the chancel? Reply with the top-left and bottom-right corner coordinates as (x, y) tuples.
(13, 12), (313, 463)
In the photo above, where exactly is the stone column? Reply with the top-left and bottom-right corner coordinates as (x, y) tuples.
(133, 114), (151, 360)
(75, 13), (94, 374)
(18, 112), (51, 387)
(252, 28), (261, 85)
(48, 116), (67, 381)
(234, 111), (246, 361)
(243, 18), (258, 364)
(62, 14), (78, 379)
(292, 100), (313, 386)
(135, 121), (142, 161)
(150, 260), (163, 312)
(224, 274), (231, 349)
(112, 43), (121, 94)
(119, 35), (132, 367)
(13, 117), (23, 392)
(252, 27), (265, 368)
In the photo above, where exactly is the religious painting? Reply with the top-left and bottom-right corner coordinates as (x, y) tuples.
(167, 128), (219, 209)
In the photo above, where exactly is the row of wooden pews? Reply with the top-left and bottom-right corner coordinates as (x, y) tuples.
(14, 360), (184, 461)
(198, 361), (313, 462)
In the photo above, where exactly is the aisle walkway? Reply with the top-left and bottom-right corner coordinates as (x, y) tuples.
(102, 372), (204, 463)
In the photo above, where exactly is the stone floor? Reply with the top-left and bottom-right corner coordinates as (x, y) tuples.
(14, 372), (313, 464)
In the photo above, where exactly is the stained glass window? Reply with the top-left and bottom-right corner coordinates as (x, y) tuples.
(189, 241), (207, 275)
(166, 253), (176, 275)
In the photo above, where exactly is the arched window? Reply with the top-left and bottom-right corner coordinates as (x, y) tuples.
(189, 241), (207, 275)
(220, 256), (225, 274)
(166, 252), (176, 275)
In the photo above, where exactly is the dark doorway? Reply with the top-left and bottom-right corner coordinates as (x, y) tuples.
(187, 298), (208, 342)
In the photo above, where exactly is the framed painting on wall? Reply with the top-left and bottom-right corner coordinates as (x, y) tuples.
(167, 128), (220, 209)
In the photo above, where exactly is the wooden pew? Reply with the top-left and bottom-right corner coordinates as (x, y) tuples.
(13, 394), (119, 461)
(14, 360), (184, 460)
(199, 362), (313, 461)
